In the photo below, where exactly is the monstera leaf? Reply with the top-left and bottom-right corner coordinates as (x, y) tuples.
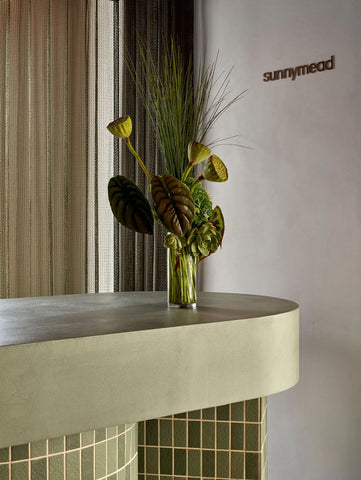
(151, 174), (195, 236)
(108, 175), (154, 235)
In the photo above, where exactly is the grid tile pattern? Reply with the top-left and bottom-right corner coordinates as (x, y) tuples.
(0, 424), (137, 480)
(138, 398), (267, 480)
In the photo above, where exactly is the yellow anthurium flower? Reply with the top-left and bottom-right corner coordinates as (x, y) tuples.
(107, 115), (132, 139)
(187, 141), (211, 166)
(202, 155), (228, 182)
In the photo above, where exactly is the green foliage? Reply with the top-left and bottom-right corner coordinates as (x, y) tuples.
(108, 175), (153, 235)
(185, 178), (213, 228)
(126, 38), (245, 180)
(151, 174), (195, 236)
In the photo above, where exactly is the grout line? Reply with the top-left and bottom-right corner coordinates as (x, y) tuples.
(243, 401), (246, 480)
(115, 426), (118, 480)
(28, 443), (31, 480)
(79, 433), (82, 480)
(97, 450), (137, 479)
(63, 436), (66, 480)
(105, 428), (108, 478)
(93, 430), (95, 480)
(200, 408), (203, 479)
(0, 428), (131, 467)
(172, 415), (175, 477)
(46, 438), (49, 480)
(158, 418), (160, 480)
(144, 422), (147, 478)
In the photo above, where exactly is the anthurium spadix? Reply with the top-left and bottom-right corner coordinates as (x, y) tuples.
(182, 141), (211, 182)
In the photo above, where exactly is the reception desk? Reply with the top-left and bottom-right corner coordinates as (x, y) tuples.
(0, 292), (299, 479)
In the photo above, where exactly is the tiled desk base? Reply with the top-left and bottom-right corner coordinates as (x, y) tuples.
(0, 424), (137, 480)
(138, 398), (267, 480)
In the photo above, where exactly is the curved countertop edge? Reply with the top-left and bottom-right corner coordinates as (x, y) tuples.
(0, 293), (299, 448)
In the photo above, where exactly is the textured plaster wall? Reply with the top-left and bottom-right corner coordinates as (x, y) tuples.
(195, 1), (361, 479)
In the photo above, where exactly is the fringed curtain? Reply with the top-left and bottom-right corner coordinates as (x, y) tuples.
(114, 0), (194, 292)
(0, 0), (117, 298)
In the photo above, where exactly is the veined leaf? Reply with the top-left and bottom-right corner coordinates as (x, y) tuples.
(108, 175), (154, 235)
(209, 205), (225, 246)
(151, 174), (195, 236)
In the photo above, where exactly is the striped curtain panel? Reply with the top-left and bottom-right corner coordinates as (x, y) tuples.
(114, 0), (194, 292)
(0, 0), (117, 298)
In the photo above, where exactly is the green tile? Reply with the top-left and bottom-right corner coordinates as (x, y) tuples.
(174, 448), (186, 475)
(11, 461), (29, 479)
(246, 399), (260, 422)
(107, 438), (117, 475)
(0, 464), (9, 480)
(11, 444), (29, 461)
(202, 407), (215, 420)
(231, 451), (244, 479)
(118, 433), (125, 466)
(174, 412), (186, 419)
(216, 450), (229, 478)
(216, 422), (229, 450)
(261, 409), (267, 444)
(188, 409), (201, 419)
(81, 446), (93, 480)
(160, 477), (173, 480)
(0, 448), (9, 463)
(203, 421), (215, 449)
(107, 426), (117, 438)
(160, 447), (172, 475)
(160, 419), (172, 446)
(231, 401), (244, 421)
(138, 473), (145, 480)
(125, 428), (133, 462)
(231, 423), (244, 451)
(118, 424), (126, 434)
(118, 467), (125, 480)
(30, 439), (47, 458)
(66, 433), (80, 451)
(202, 450), (215, 477)
(246, 452), (259, 479)
(95, 428), (106, 443)
(246, 423), (259, 452)
(49, 454), (64, 480)
(31, 458), (47, 479)
(146, 419), (158, 446)
(66, 451), (80, 480)
(138, 422), (145, 445)
(261, 397), (267, 416)
(188, 421), (200, 448)
(262, 437), (268, 470)
(146, 447), (158, 474)
(108, 475), (116, 480)
(95, 442), (106, 479)
(81, 430), (94, 447)
(188, 449), (200, 476)
(138, 446), (144, 473)
(145, 476), (158, 480)
(48, 437), (64, 454)
(217, 404), (229, 421)
(174, 420), (186, 447)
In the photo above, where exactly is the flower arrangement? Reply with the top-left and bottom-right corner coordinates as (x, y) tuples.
(107, 40), (244, 307)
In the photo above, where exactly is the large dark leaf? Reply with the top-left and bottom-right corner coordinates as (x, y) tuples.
(151, 174), (195, 236)
(108, 175), (153, 235)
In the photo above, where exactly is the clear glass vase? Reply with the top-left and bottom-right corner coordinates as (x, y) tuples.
(167, 247), (197, 308)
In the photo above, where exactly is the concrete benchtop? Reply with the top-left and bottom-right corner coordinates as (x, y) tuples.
(0, 291), (299, 448)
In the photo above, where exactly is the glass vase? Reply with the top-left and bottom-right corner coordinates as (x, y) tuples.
(167, 247), (197, 308)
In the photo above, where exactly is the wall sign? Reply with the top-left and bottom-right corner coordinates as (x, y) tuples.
(263, 55), (335, 82)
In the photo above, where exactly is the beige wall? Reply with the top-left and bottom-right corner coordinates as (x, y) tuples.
(195, 1), (361, 479)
